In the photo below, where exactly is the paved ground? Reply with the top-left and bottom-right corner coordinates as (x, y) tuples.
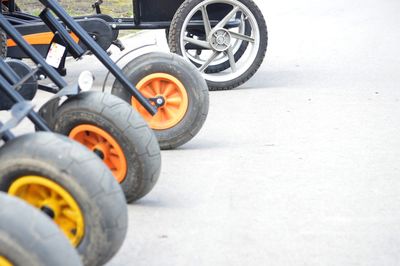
(3, 0), (400, 265)
(109, 1), (400, 265)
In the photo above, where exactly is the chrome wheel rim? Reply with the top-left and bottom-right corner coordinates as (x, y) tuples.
(180, 0), (261, 82)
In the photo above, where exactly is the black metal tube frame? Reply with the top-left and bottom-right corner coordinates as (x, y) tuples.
(39, 8), (85, 58)
(0, 121), (15, 142)
(38, 0), (157, 115)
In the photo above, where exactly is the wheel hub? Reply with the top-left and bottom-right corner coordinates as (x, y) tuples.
(133, 73), (189, 130)
(93, 148), (105, 160)
(209, 28), (231, 52)
(69, 125), (128, 183)
(41, 205), (56, 219)
(149, 96), (166, 108)
(156, 97), (165, 106)
(8, 176), (85, 246)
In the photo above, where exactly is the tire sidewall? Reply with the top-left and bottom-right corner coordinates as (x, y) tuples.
(0, 193), (82, 266)
(0, 29), (6, 58)
(0, 233), (42, 266)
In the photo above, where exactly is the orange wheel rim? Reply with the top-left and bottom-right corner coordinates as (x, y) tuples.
(69, 125), (127, 183)
(132, 73), (189, 130)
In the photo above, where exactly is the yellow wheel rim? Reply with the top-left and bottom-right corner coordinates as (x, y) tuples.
(0, 256), (13, 266)
(132, 73), (189, 130)
(8, 176), (85, 247)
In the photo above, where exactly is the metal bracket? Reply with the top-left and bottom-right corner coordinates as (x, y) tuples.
(92, 0), (103, 14)
(0, 101), (34, 135)
(52, 83), (80, 98)
(102, 42), (158, 92)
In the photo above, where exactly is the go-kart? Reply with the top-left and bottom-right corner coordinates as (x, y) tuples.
(0, 9), (162, 203)
(3, 0), (267, 90)
(1, 0), (210, 150)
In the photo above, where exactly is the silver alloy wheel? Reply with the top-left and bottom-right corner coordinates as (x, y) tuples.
(179, 0), (261, 83)
(185, 13), (247, 68)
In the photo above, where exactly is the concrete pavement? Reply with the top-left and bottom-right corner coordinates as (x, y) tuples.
(107, 1), (400, 265)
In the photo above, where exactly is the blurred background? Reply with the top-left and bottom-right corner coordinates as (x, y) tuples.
(18, 0), (133, 16)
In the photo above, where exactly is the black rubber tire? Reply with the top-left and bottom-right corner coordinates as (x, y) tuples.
(0, 59), (38, 110)
(169, 0), (268, 90)
(111, 52), (209, 150)
(0, 132), (128, 266)
(47, 91), (161, 203)
(0, 192), (82, 266)
(0, 28), (6, 58)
